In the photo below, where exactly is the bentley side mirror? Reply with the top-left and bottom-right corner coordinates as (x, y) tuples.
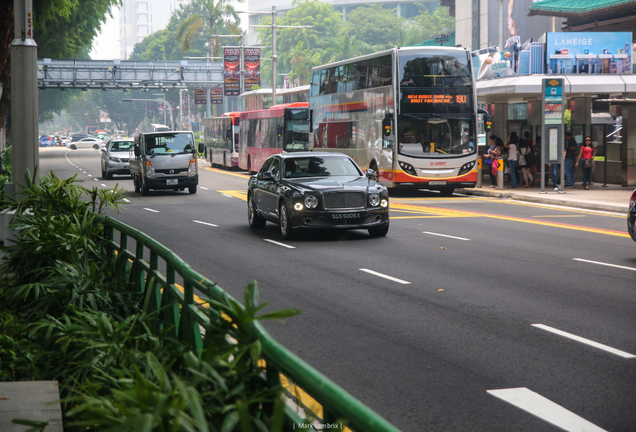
(260, 171), (274, 181)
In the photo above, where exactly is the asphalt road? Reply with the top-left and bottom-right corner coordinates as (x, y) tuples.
(40, 147), (636, 432)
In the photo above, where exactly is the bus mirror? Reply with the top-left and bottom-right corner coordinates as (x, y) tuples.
(382, 114), (393, 137)
(197, 143), (205, 154)
(309, 110), (314, 133)
(134, 145), (140, 157)
(277, 125), (283, 138)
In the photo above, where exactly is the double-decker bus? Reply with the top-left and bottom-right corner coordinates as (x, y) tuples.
(238, 102), (310, 173)
(203, 112), (240, 169)
(309, 46), (477, 194)
(238, 85), (310, 111)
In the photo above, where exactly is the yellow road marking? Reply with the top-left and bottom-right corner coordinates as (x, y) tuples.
(218, 189), (247, 201)
(531, 215), (587, 218)
(203, 166), (250, 179)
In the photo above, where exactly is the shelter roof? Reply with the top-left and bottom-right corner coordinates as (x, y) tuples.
(528, 0), (636, 20)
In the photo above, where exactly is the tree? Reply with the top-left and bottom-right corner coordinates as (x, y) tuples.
(257, 0), (342, 88)
(176, 0), (242, 59)
(411, 5), (455, 44)
(343, 4), (403, 49)
(0, 0), (121, 133)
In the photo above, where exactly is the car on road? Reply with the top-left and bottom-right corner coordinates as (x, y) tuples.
(69, 137), (103, 150)
(101, 138), (134, 179)
(39, 136), (52, 147)
(629, 189), (636, 242)
(247, 152), (390, 239)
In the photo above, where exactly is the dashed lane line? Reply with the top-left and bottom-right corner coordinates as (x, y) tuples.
(144, 208), (160, 213)
(532, 323), (636, 359)
(193, 220), (218, 227)
(264, 239), (295, 249)
(359, 268), (410, 285)
(422, 231), (471, 241)
(488, 387), (608, 432)
(572, 258), (636, 273)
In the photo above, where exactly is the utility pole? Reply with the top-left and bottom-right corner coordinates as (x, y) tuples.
(246, 7), (312, 105)
(11, 0), (38, 193)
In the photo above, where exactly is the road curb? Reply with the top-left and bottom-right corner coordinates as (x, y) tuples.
(457, 188), (628, 214)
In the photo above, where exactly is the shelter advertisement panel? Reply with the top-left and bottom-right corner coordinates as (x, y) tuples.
(243, 48), (261, 92)
(211, 85), (223, 104)
(546, 32), (633, 75)
(224, 48), (240, 96)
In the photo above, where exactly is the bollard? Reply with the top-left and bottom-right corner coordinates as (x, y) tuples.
(476, 158), (482, 188)
(497, 159), (504, 189)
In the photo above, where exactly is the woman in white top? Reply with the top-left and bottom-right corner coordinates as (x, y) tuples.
(504, 132), (519, 188)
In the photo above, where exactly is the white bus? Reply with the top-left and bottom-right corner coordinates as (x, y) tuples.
(203, 112), (240, 169)
(309, 46), (478, 194)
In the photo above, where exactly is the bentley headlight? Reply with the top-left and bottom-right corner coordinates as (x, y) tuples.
(304, 195), (318, 209)
(380, 199), (388, 208)
(368, 193), (380, 207)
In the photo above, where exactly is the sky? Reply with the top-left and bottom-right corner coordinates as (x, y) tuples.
(89, 2), (247, 60)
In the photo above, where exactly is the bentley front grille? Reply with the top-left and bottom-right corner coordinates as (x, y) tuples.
(323, 192), (365, 210)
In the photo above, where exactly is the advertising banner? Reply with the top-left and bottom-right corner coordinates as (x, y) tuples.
(194, 89), (207, 105)
(211, 85), (223, 104)
(243, 48), (261, 92)
(546, 32), (632, 74)
(224, 47), (240, 96)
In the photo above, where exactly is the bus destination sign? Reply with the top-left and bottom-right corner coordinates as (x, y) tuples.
(406, 94), (468, 104)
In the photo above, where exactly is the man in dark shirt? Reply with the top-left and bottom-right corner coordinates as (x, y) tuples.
(564, 132), (578, 187)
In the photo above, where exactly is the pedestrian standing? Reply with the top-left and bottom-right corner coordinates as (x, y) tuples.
(575, 136), (595, 190)
(518, 138), (533, 187)
(564, 131), (577, 188)
(504, 132), (519, 188)
(483, 135), (501, 188)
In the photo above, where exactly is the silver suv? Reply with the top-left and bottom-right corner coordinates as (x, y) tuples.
(101, 138), (134, 179)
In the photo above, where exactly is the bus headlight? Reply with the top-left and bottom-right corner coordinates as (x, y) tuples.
(368, 193), (380, 207)
(459, 161), (476, 175)
(399, 161), (417, 176)
(304, 195), (318, 209)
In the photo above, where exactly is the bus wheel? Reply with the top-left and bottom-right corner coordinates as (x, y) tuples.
(439, 187), (455, 197)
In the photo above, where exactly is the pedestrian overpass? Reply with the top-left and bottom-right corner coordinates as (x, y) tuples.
(37, 58), (223, 90)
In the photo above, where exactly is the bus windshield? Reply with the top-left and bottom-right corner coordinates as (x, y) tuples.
(399, 50), (472, 88)
(284, 109), (310, 151)
(397, 116), (475, 158)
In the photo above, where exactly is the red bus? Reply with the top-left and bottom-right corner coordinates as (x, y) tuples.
(238, 102), (310, 173)
(204, 111), (240, 169)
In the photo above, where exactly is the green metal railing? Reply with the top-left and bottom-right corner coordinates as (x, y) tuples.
(101, 215), (401, 432)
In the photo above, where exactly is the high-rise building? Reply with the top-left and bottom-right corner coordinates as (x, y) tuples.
(118, 0), (191, 60)
(529, 42), (544, 74)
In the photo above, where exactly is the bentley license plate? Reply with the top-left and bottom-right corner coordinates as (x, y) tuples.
(166, 179), (178, 185)
(332, 213), (360, 220)
(429, 180), (447, 185)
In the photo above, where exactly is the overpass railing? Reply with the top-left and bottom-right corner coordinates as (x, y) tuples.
(101, 215), (401, 432)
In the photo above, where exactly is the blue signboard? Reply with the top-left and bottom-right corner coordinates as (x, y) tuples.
(546, 32), (632, 75)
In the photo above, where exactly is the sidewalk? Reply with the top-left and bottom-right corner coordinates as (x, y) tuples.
(457, 182), (633, 214)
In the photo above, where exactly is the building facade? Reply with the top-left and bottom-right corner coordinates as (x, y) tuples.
(118, 0), (191, 60)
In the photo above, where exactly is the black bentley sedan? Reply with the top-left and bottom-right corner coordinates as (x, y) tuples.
(629, 189), (636, 242)
(247, 152), (390, 239)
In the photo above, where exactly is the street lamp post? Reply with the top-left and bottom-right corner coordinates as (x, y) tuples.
(122, 98), (175, 131)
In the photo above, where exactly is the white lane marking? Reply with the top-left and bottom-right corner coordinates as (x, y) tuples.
(573, 258), (636, 272)
(359, 268), (411, 285)
(222, 193), (233, 198)
(93, 178), (98, 181)
(532, 324), (636, 359)
(488, 387), (608, 432)
(143, 208), (160, 213)
(200, 186), (209, 190)
(101, 184), (107, 187)
(193, 220), (218, 227)
(422, 231), (471, 241)
(264, 239), (295, 249)
(123, 198), (130, 203)
(88, 174), (92, 177)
